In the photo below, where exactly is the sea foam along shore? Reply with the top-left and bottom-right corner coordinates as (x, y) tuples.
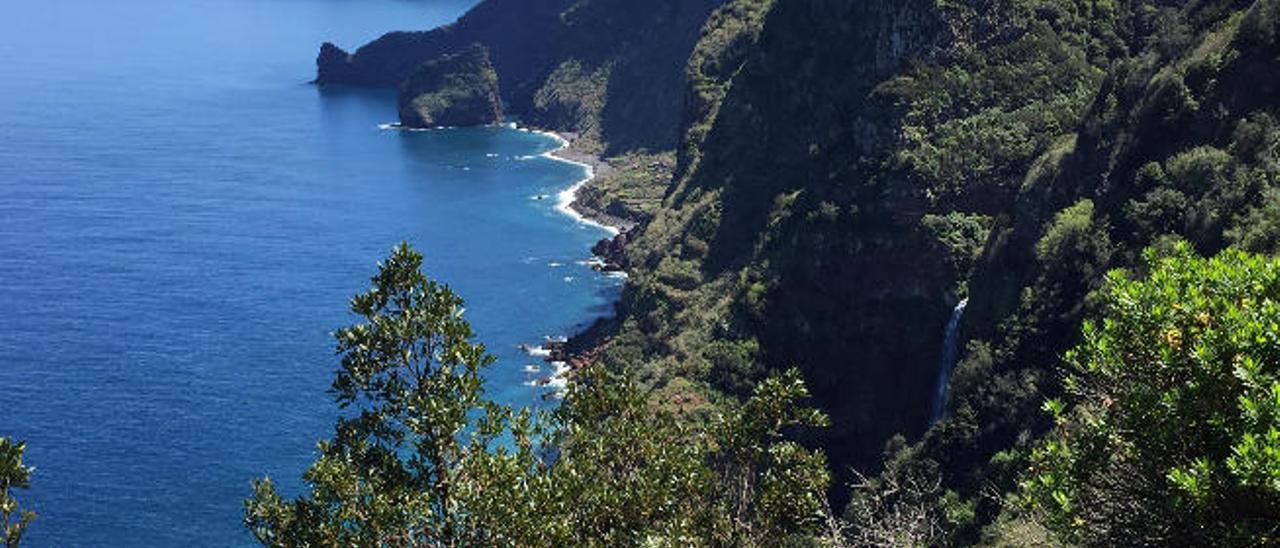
(522, 126), (621, 236)
(380, 122), (621, 236)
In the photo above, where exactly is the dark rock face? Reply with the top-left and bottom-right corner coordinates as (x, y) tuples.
(397, 45), (503, 128)
(590, 229), (631, 272)
(315, 42), (355, 84)
(623, 0), (952, 472)
(523, 0), (727, 153)
(314, 0), (572, 92)
(314, 0), (725, 153)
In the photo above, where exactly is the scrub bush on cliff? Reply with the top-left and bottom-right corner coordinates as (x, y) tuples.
(1022, 243), (1280, 546)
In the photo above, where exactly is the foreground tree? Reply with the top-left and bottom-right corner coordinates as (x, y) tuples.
(1, 438), (35, 548)
(244, 243), (536, 545)
(245, 243), (832, 546)
(1022, 244), (1280, 545)
(541, 366), (831, 546)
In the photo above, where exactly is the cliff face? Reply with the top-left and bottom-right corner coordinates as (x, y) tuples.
(317, 0), (1280, 536)
(398, 45), (502, 128)
(316, 0), (722, 152)
(316, 0), (571, 95)
(599, 0), (1280, 517)
(525, 0), (725, 154)
(607, 0), (955, 484)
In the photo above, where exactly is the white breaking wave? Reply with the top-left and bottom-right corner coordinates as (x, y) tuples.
(377, 123), (432, 133)
(514, 127), (620, 236)
(546, 361), (570, 389)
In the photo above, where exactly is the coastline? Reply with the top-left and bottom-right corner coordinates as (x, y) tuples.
(523, 127), (632, 392)
(377, 122), (630, 234)
(525, 128), (625, 236)
(382, 121), (632, 391)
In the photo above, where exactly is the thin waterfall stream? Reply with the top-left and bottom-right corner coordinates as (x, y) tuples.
(929, 298), (969, 424)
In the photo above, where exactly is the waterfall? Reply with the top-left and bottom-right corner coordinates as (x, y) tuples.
(929, 298), (969, 425)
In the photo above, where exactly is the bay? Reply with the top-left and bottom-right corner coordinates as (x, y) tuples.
(0, 0), (619, 544)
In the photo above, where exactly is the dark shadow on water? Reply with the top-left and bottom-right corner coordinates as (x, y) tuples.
(316, 84), (399, 102)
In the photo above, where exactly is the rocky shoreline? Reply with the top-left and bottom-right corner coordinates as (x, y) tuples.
(530, 130), (639, 391)
(546, 136), (638, 234)
(543, 132), (636, 274)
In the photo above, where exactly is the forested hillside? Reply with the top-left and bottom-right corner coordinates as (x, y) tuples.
(299, 0), (1280, 544)
(595, 0), (1280, 543)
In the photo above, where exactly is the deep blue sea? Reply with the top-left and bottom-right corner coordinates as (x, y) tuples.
(0, 0), (621, 545)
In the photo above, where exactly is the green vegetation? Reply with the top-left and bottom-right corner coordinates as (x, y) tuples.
(532, 60), (612, 154)
(311, 0), (1280, 543)
(398, 45), (502, 128)
(582, 0), (1280, 544)
(524, 0), (723, 155)
(245, 244), (834, 546)
(572, 152), (675, 222)
(1, 438), (35, 547)
(1021, 245), (1280, 545)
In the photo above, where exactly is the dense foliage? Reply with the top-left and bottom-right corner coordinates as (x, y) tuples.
(0, 438), (34, 548)
(1021, 245), (1280, 545)
(244, 244), (834, 546)
(575, 0), (1280, 543)
(398, 45), (502, 128)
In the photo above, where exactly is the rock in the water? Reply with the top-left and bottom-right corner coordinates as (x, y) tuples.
(590, 229), (630, 272)
(397, 45), (503, 128)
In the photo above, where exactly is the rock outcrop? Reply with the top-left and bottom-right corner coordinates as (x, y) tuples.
(315, 0), (571, 91)
(315, 42), (357, 84)
(590, 229), (630, 273)
(397, 45), (502, 128)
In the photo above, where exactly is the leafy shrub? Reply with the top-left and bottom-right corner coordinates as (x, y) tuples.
(1, 438), (35, 547)
(1022, 244), (1280, 546)
(705, 338), (764, 397)
(1227, 189), (1280, 253)
(244, 245), (834, 546)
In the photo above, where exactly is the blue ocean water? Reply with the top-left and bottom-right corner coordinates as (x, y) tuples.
(0, 0), (621, 545)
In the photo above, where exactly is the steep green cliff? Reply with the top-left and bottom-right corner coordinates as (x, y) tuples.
(398, 45), (502, 128)
(317, 0), (1280, 541)
(595, 0), (1280, 530)
(317, 0), (723, 152)
(601, 0), (964, 493)
(524, 0), (724, 154)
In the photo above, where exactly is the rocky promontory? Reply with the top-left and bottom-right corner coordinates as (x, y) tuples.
(397, 45), (503, 128)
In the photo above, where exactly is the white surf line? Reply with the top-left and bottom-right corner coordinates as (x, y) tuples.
(378, 122), (620, 236)
(525, 128), (621, 237)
